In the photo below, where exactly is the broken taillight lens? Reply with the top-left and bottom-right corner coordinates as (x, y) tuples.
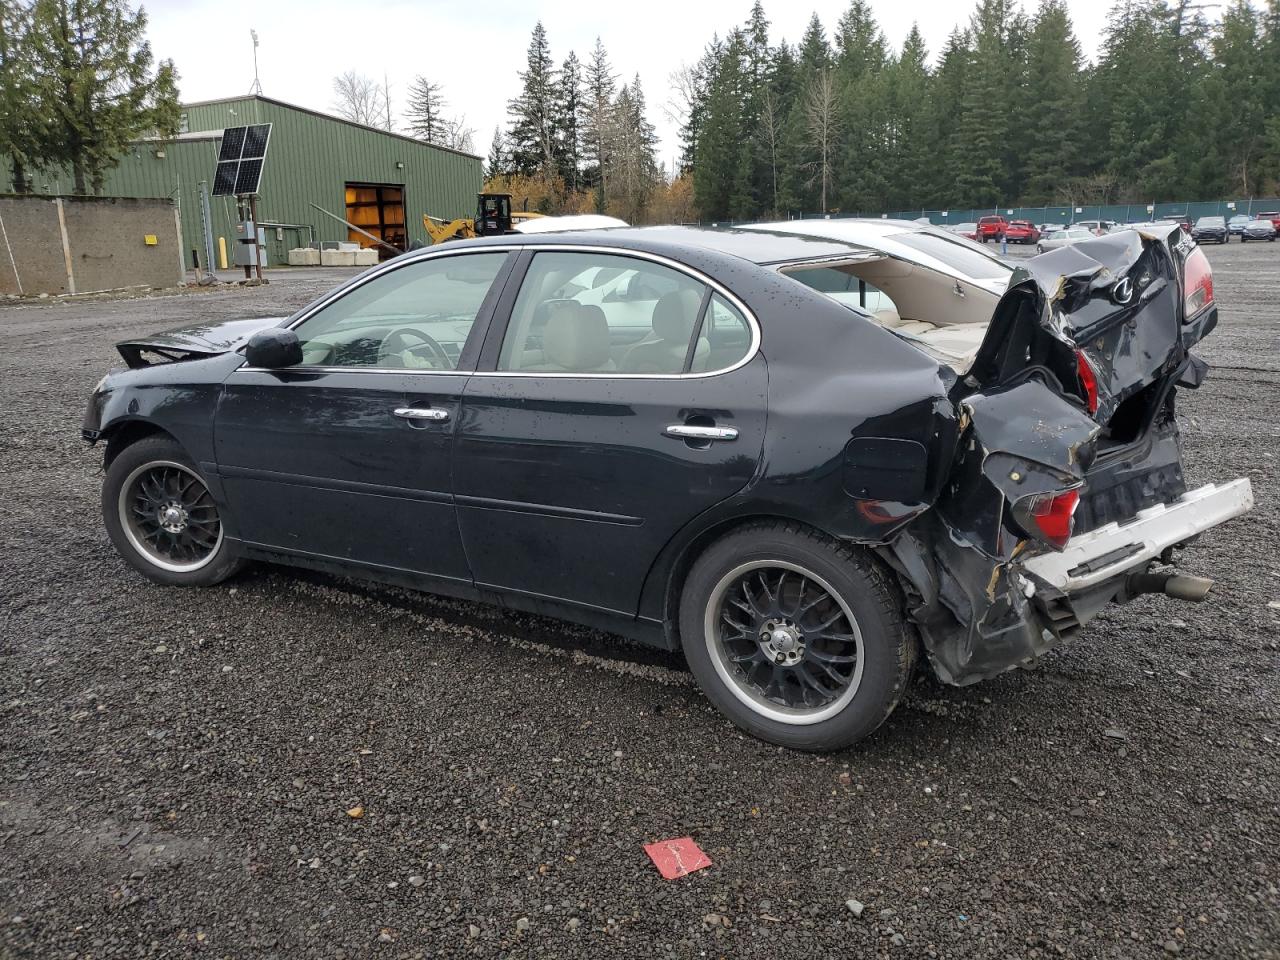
(1183, 246), (1214, 316)
(1075, 350), (1099, 415)
(1014, 488), (1080, 550)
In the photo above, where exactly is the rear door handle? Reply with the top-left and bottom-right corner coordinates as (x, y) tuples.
(664, 424), (738, 441)
(393, 407), (450, 422)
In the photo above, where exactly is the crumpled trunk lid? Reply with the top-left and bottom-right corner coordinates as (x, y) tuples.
(964, 224), (1212, 420)
(948, 224), (1214, 550)
(892, 225), (1224, 684)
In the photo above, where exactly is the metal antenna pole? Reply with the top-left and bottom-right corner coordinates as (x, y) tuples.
(249, 30), (262, 95)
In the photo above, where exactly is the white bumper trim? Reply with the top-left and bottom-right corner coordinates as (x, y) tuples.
(1021, 478), (1254, 593)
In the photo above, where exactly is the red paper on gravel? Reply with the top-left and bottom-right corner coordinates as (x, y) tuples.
(644, 837), (712, 879)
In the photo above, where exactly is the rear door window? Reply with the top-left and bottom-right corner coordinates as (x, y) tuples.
(497, 251), (719, 375)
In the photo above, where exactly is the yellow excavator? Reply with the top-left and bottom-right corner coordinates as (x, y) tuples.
(423, 193), (543, 244)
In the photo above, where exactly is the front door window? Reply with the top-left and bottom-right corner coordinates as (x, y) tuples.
(290, 252), (509, 369)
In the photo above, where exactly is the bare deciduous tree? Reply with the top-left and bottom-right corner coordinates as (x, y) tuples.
(441, 114), (476, 153)
(803, 70), (839, 213)
(332, 71), (385, 128)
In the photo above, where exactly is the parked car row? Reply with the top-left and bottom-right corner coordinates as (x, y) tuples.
(1191, 215), (1276, 243)
(947, 214), (1277, 247)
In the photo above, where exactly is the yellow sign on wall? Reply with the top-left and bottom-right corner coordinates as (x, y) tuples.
(143, 234), (158, 246)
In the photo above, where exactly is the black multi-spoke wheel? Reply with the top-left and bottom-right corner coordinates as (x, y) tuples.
(708, 561), (864, 723)
(102, 435), (243, 586)
(119, 461), (221, 571)
(679, 523), (917, 751)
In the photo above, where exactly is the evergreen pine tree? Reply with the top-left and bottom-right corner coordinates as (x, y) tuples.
(558, 51), (583, 191)
(506, 22), (559, 175)
(582, 37), (617, 209)
(1021, 0), (1084, 203)
(486, 126), (507, 179)
(405, 76), (446, 144)
(27, 0), (179, 195)
(0, 1), (39, 192)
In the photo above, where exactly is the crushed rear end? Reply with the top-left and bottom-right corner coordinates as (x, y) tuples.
(882, 225), (1253, 684)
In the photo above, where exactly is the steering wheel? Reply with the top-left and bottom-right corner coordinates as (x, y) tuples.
(380, 327), (452, 369)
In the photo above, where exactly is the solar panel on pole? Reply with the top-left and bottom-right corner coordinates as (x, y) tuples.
(211, 123), (272, 196)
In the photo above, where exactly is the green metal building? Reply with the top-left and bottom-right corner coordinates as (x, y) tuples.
(9, 95), (482, 267)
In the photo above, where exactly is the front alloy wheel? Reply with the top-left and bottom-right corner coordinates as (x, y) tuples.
(102, 435), (243, 586)
(118, 461), (222, 572)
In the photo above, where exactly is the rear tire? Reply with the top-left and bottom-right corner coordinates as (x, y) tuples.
(102, 435), (244, 587)
(678, 522), (917, 751)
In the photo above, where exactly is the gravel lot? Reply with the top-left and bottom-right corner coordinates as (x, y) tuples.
(2, 243), (1278, 959)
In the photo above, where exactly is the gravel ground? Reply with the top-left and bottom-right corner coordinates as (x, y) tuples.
(2, 246), (1278, 959)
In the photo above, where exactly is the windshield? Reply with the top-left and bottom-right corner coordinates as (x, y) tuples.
(1197, 217), (1225, 227)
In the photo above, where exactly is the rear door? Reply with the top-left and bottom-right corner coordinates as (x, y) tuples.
(452, 248), (767, 617)
(215, 249), (515, 584)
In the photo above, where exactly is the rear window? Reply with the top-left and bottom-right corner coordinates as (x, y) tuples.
(886, 231), (1013, 280)
(979, 216), (1002, 224)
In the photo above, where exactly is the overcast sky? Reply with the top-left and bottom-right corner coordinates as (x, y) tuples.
(143, 0), (1122, 167)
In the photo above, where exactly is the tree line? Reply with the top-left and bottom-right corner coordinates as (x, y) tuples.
(681, 0), (1280, 221)
(485, 23), (673, 224)
(0, 0), (178, 195)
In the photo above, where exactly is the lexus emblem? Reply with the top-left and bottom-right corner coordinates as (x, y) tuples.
(1112, 276), (1134, 305)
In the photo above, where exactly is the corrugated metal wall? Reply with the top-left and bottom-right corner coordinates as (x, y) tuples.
(6, 95), (481, 266)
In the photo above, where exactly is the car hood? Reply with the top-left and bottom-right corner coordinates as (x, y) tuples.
(116, 316), (287, 367)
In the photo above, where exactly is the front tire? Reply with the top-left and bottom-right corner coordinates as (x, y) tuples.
(102, 435), (243, 587)
(678, 523), (917, 751)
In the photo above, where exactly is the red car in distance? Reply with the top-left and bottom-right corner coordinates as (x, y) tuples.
(976, 215), (1009, 242)
(1257, 211), (1280, 231)
(1004, 220), (1041, 244)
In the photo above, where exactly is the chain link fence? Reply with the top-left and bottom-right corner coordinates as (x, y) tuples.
(691, 198), (1280, 228)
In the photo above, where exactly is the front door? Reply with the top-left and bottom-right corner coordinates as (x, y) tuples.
(215, 249), (515, 585)
(453, 249), (766, 617)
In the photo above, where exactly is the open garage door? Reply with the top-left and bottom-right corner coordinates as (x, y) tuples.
(344, 183), (406, 259)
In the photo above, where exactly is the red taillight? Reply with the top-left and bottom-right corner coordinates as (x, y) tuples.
(1015, 488), (1080, 550)
(1075, 350), (1099, 415)
(1184, 246), (1214, 316)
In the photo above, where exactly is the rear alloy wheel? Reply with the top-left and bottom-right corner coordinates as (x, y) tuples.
(102, 435), (243, 586)
(679, 523), (917, 751)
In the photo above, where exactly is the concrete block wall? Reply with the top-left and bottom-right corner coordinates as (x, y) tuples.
(0, 195), (183, 297)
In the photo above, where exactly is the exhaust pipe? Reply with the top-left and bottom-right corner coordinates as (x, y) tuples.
(1126, 572), (1214, 602)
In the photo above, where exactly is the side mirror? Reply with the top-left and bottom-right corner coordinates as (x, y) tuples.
(245, 328), (302, 368)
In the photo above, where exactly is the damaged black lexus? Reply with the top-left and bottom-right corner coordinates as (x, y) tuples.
(82, 220), (1253, 750)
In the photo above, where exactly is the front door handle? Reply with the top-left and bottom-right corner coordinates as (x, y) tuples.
(664, 424), (738, 441)
(393, 407), (450, 422)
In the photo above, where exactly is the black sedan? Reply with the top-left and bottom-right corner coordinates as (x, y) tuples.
(1240, 218), (1277, 242)
(1191, 215), (1229, 244)
(83, 222), (1252, 750)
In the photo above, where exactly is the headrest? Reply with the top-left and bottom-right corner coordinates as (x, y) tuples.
(543, 302), (611, 371)
(651, 289), (702, 341)
(874, 306), (905, 328)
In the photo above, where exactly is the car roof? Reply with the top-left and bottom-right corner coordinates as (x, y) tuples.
(437, 218), (1006, 267)
(449, 224), (865, 266)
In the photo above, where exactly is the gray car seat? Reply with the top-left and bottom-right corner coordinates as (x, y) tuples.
(523, 302), (616, 373)
(621, 290), (709, 373)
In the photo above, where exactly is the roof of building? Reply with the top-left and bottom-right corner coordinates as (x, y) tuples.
(176, 94), (482, 161)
